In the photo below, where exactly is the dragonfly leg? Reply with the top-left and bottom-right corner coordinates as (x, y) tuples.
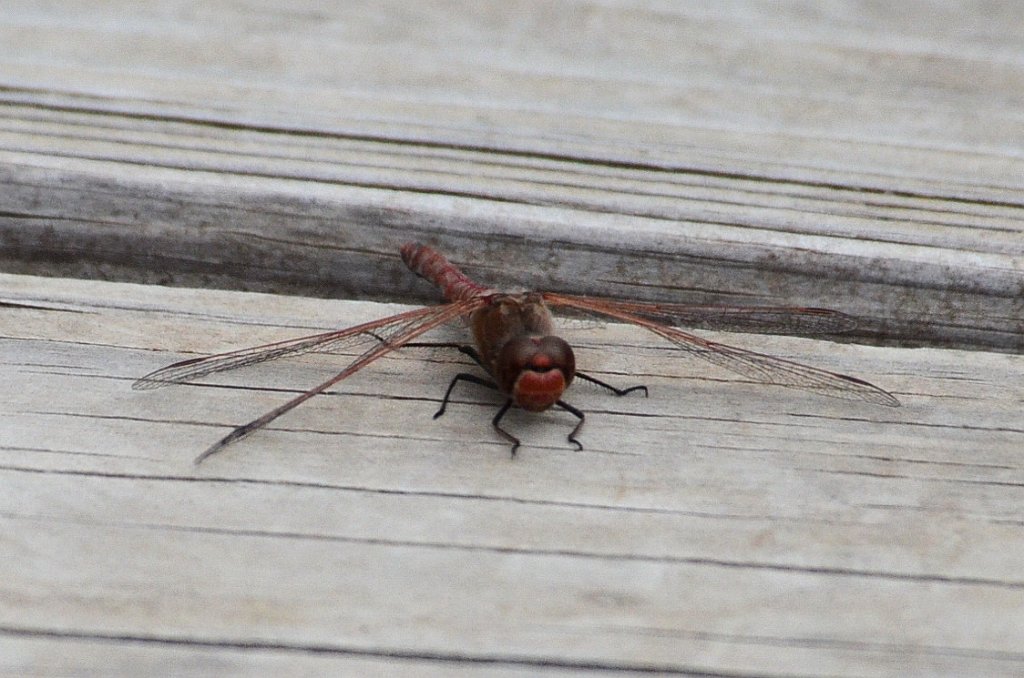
(574, 371), (648, 398)
(434, 372), (498, 419)
(370, 334), (480, 360)
(556, 400), (585, 451)
(401, 340), (470, 351)
(491, 399), (521, 458)
(397, 341), (489, 373)
(456, 345), (486, 368)
(396, 340), (498, 416)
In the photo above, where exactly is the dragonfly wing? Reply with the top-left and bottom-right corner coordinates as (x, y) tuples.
(192, 297), (486, 463)
(657, 332), (901, 406)
(545, 294), (858, 334)
(133, 303), (470, 390)
(544, 294), (899, 407)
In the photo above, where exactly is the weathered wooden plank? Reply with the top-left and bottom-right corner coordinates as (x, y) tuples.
(3, 273), (1023, 676)
(1, 2), (1022, 350)
(2, 2), (1024, 672)
(0, 636), (636, 678)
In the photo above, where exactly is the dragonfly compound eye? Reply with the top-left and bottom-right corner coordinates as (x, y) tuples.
(496, 336), (575, 411)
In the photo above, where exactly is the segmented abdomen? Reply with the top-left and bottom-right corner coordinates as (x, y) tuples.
(401, 242), (494, 302)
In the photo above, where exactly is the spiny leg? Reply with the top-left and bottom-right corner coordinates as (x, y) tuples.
(404, 343), (517, 455)
(491, 399), (521, 458)
(434, 372), (498, 419)
(454, 344), (486, 369)
(390, 340), (494, 416)
(556, 400), (585, 451)
(367, 333), (483, 366)
(400, 340), (471, 352)
(433, 362), (521, 458)
(575, 371), (648, 398)
(397, 341), (489, 385)
(399, 340), (485, 367)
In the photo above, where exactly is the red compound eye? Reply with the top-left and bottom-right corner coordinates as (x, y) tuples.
(495, 336), (576, 411)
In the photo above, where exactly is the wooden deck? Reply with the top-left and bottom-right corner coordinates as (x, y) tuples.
(4, 272), (1023, 676)
(2, 2), (1024, 677)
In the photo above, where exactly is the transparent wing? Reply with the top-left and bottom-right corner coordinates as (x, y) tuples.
(188, 297), (487, 464)
(544, 293), (899, 407)
(546, 294), (858, 334)
(133, 301), (477, 391)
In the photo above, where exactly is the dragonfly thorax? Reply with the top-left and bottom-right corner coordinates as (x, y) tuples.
(470, 293), (552, 363)
(468, 294), (574, 411)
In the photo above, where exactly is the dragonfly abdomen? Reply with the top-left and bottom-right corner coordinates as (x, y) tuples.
(401, 242), (494, 302)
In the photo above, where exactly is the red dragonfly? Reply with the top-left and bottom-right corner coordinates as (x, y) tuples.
(135, 242), (900, 463)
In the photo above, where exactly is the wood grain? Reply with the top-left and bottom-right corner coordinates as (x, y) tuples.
(3, 273), (1023, 676)
(3, 2), (1024, 675)
(1, 1), (1022, 350)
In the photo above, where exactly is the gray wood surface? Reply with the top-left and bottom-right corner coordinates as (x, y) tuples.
(3, 2), (1024, 676)
(3, 273), (1024, 677)
(1, 2), (1022, 350)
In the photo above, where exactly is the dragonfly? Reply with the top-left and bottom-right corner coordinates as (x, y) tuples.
(134, 242), (900, 463)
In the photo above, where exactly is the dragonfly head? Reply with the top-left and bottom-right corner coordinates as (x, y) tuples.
(496, 335), (576, 412)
